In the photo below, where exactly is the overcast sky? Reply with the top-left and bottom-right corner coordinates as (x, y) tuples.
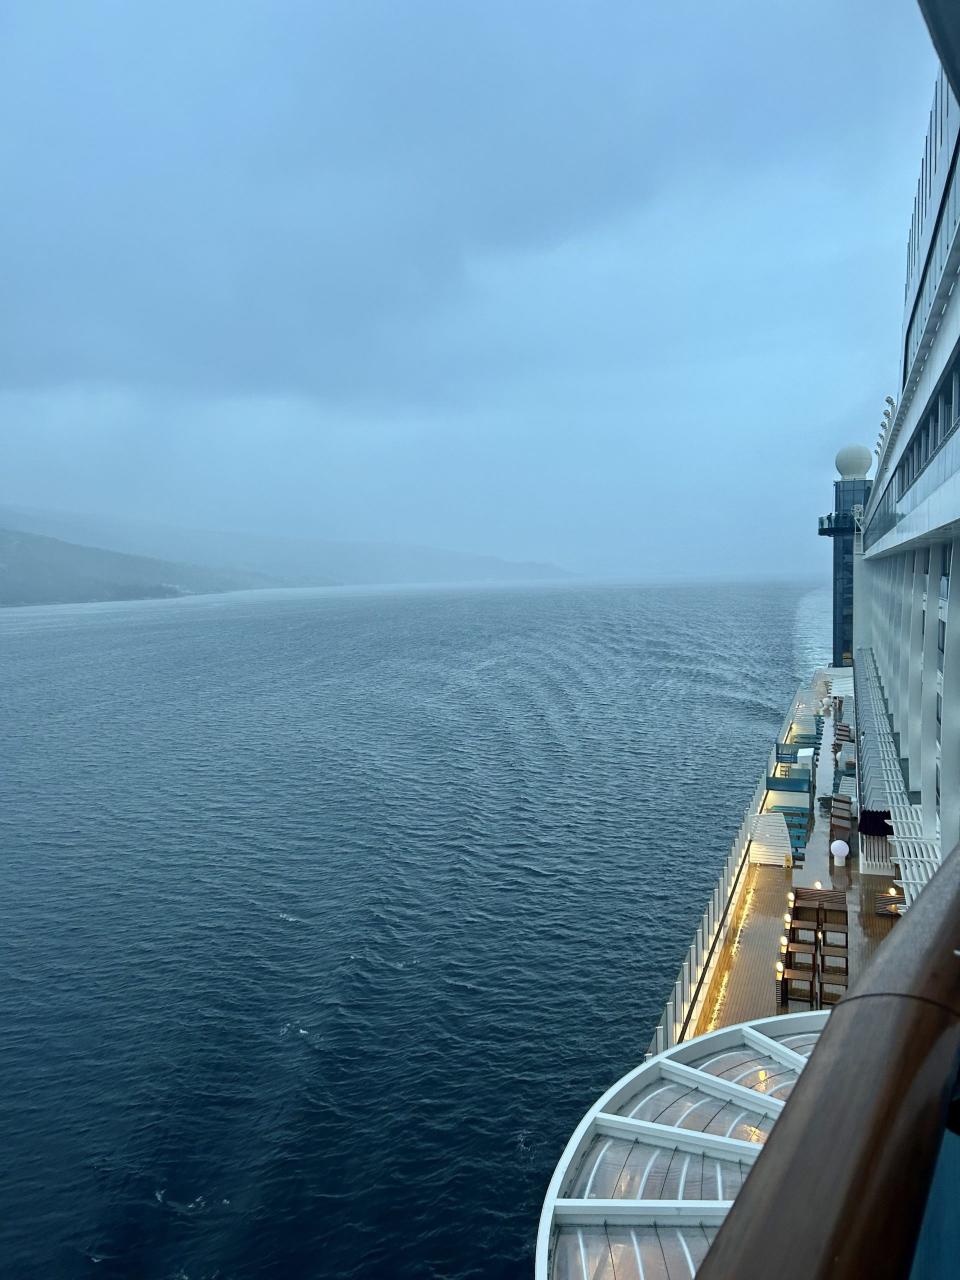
(0, 1), (940, 578)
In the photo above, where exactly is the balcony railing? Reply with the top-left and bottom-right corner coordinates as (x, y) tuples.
(697, 840), (960, 1279)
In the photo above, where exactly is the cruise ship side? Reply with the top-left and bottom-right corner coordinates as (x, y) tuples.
(858, 59), (960, 880)
(537, 9), (960, 1278)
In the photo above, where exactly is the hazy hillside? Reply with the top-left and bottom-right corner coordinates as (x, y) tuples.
(0, 529), (279, 607)
(0, 505), (569, 588)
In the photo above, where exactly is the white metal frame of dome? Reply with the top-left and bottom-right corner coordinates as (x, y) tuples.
(536, 1010), (828, 1280)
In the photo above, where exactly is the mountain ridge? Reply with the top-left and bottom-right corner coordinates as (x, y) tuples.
(0, 528), (282, 608)
(0, 504), (570, 606)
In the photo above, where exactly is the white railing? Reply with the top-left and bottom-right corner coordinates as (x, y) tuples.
(644, 764), (770, 1058)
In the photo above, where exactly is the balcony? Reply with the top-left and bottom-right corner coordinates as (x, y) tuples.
(818, 512), (856, 537)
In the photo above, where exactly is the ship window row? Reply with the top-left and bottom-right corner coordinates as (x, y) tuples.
(865, 353), (960, 548)
(904, 138), (960, 382)
(899, 373), (959, 498)
(906, 71), (956, 307)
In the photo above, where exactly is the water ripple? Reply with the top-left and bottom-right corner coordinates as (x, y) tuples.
(0, 581), (827, 1279)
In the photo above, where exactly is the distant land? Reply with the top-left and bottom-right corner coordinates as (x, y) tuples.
(0, 529), (281, 607)
(0, 504), (569, 607)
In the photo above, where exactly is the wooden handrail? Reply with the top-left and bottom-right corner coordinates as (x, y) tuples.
(697, 841), (960, 1279)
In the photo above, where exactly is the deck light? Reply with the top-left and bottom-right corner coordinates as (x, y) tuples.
(779, 935), (788, 947)
(814, 880), (823, 890)
(783, 912), (791, 924)
(889, 886), (898, 896)
(775, 961), (784, 974)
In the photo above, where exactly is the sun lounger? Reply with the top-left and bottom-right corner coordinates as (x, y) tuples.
(820, 943), (849, 975)
(819, 972), (849, 1005)
(780, 967), (817, 1007)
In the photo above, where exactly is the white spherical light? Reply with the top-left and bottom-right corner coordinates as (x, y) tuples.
(835, 444), (872, 479)
(830, 839), (849, 859)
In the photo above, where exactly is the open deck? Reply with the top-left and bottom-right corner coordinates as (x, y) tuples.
(689, 668), (897, 1038)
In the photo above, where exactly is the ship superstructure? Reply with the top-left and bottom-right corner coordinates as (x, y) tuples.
(537, 20), (960, 1279)
(856, 64), (960, 889)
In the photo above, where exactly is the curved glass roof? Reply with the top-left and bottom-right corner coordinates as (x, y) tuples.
(537, 1011), (827, 1280)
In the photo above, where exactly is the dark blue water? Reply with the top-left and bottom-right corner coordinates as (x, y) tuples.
(1, 581), (827, 1279)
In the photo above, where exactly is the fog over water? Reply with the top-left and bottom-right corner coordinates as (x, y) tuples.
(0, 1), (937, 579)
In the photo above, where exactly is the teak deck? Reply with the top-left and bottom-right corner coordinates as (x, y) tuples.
(689, 679), (900, 1039)
(691, 853), (896, 1038)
